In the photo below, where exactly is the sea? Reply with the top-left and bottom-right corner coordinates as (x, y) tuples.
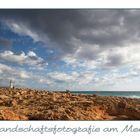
(71, 91), (140, 99)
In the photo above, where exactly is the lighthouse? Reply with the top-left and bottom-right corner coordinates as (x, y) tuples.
(9, 80), (14, 89)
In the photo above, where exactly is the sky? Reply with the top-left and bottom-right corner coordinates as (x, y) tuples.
(0, 9), (140, 91)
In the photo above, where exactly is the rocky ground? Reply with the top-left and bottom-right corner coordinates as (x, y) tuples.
(0, 87), (140, 120)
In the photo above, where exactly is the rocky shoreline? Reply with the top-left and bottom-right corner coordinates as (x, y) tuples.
(0, 87), (140, 120)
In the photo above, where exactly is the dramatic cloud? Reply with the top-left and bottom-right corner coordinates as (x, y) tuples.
(0, 9), (140, 90)
(1, 10), (140, 65)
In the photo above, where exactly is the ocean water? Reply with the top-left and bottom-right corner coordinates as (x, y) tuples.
(71, 91), (140, 99)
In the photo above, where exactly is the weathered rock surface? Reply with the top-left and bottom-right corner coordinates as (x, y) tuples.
(0, 87), (140, 120)
(0, 108), (28, 120)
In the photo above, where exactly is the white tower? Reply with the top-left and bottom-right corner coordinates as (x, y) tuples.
(10, 80), (14, 88)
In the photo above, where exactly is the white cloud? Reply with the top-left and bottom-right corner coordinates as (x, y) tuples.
(0, 50), (48, 68)
(0, 63), (32, 86)
(0, 63), (30, 79)
(5, 20), (50, 44)
(47, 72), (78, 82)
(46, 71), (97, 86)
(19, 71), (30, 79)
(63, 43), (140, 71)
(5, 20), (40, 42)
(59, 44), (140, 90)
(0, 51), (26, 64)
(99, 44), (140, 67)
(0, 63), (13, 74)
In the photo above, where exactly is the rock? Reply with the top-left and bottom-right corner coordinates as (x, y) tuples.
(0, 95), (9, 100)
(0, 87), (139, 120)
(0, 109), (28, 120)
(118, 101), (126, 109)
(12, 99), (18, 106)
(123, 106), (140, 119)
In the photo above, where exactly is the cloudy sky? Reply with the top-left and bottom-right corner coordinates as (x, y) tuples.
(0, 9), (140, 91)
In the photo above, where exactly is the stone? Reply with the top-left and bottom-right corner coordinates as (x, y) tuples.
(0, 87), (139, 120)
(0, 109), (28, 120)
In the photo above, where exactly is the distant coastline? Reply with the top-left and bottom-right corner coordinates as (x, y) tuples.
(71, 91), (140, 98)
